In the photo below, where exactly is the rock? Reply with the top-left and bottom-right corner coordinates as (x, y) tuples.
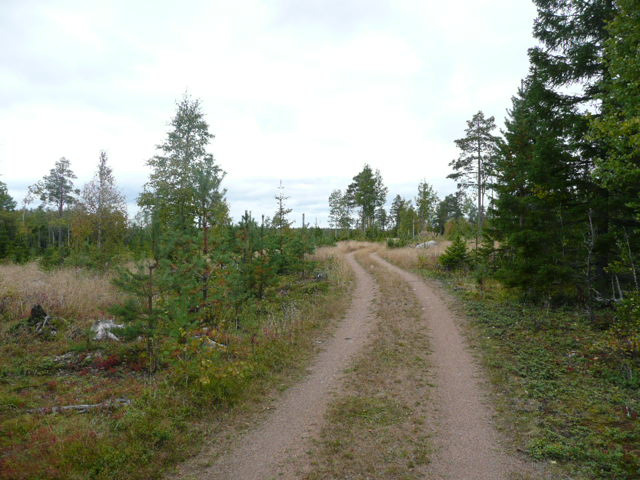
(315, 272), (328, 281)
(92, 319), (123, 341)
(416, 240), (438, 249)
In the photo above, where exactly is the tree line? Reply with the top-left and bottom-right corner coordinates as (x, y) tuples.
(330, 1), (639, 324)
(328, 165), (477, 242)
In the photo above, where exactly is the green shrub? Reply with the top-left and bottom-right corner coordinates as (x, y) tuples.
(439, 236), (468, 270)
(386, 238), (406, 249)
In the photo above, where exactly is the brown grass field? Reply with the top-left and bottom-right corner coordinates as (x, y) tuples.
(0, 262), (123, 322)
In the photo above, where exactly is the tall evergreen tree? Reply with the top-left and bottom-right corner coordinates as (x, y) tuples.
(448, 111), (500, 242)
(492, 74), (583, 301)
(390, 194), (409, 235)
(132, 94), (227, 323)
(590, 0), (640, 293)
(535, 0), (615, 299)
(34, 157), (79, 216)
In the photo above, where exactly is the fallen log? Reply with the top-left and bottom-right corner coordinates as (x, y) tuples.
(28, 398), (131, 415)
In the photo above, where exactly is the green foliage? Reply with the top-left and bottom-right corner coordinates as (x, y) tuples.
(139, 94), (225, 233)
(346, 164), (387, 233)
(415, 180), (439, 232)
(386, 237), (407, 249)
(419, 262), (640, 479)
(492, 73), (586, 302)
(488, 0), (619, 304)
(32, 157), (80, 216)
(439, 236), (468, 270)
(435, 192), (472, 235)
(448, 111), (499, 238)
(328, 189), (353, 234)
(609, 292), (640, 357)
(73, 151), (128, 264)
(0, 180), (16, 211)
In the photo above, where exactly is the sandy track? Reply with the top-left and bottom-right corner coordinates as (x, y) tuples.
(372, 253), (529, 480)
(185, 251), (378, 480)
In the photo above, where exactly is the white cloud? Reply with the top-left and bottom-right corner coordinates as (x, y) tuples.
(0, 0), (537, 225)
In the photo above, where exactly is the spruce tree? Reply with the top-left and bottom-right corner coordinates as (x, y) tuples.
(591, 0), (640, 295)
(492, 74), (582, 301)
(527, 0), (617, 300)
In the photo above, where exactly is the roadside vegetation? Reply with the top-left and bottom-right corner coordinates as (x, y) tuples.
(377, 240), (640, 479)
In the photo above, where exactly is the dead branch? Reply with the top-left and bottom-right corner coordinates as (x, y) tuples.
(28, 398), (131, 415)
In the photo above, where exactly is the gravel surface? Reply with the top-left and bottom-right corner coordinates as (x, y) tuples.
(373, 253), (531, 480)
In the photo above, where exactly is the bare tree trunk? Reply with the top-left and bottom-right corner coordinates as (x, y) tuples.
(624, 228), (638, 289)
(202, 214), (209, 303)
(476, 146), (481, 251)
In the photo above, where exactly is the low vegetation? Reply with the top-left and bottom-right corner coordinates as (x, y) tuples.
(0, 248), (351, 480)
(378, 242), (640, 479)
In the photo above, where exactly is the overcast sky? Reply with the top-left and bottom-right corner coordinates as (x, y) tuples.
(0, 0), (537, 226)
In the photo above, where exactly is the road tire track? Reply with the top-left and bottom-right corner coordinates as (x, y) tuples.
(372, 252), (536, 480)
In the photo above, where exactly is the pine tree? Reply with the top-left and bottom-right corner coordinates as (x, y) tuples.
(131, 95), (227, 327)
(448, 111), (500, 244)
(34, 157), (79, 217)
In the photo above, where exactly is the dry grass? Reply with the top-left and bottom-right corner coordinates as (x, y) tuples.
(335, 240), (375, 254)
(378, 241), (451, 270)
(0, 262), (123, 321)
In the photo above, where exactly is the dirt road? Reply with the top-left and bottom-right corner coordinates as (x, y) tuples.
(372, 253), (529, 479)
(177, 251), (379, 480)
(174, 247), (535, 479)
